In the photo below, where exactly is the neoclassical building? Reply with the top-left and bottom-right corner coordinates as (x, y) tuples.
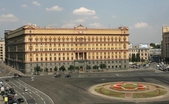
(5, 24), (129, 74)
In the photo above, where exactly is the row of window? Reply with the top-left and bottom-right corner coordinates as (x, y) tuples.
(30, 55), (127, 61)
(29, 37), (127, 42)
(31, 52), (126, 56)
(34, 47), (125, 51)
(34, 43), (126, 47)
(32, 60), (126, 66)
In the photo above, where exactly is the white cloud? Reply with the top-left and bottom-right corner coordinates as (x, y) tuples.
(134, 22), (149, 29)
(112, 15), (116, 18)
(0, 14), (18, 22)
(92, 16), (99, 19)
(46, 5), (63, 11)
(1, 8), (6, 11)
(32, 1), (41, 6)
(71, 19), (85, 23)
(89, 23), (103, 28)
(21, 4), (28, 8)
(73, 7), (96, 15)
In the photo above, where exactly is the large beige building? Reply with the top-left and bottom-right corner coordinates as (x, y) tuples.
(0, 38), (5, 62)
(161, 26), (169, 63)
(5, 24), (129, 74)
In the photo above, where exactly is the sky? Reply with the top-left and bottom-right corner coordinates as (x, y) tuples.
(0, 0), (169, 44)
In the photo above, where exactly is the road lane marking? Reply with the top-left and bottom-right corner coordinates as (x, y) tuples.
(18, 79), (54, 104)
(116, 74), (119, 76)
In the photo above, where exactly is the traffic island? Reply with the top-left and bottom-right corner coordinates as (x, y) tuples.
(89, 82), (169, 102)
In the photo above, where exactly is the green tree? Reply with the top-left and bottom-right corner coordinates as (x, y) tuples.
(68, 65), (74, 71)
(54, 66), (58, 72)
(136, 53), (140, 62)
(150, 43), (155, 47)
(45, 68), (48, 73)
(86, 65), (91, 70)
(99, 63), (106, 69)
(132, 54), (135, 62)
(59, 65), (66, 72)
(93, 65), (99, 69)
(34, 65), (41, 75)
(155, 44), (160, 48)
(150, 43), (161, 49)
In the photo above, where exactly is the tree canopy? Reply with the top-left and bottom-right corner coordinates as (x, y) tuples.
(150, 43), (160, 49)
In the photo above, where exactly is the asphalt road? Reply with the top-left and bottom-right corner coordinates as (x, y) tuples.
(1, 63), (169, 104)
(0, 65), (54, 104)
(18, 70), (169, 104)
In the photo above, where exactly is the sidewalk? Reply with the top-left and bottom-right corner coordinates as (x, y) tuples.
(0, 63), (25, 76)
(0, 95), (3, 104)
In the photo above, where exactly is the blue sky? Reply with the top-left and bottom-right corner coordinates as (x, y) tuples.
(0, 0), (169, 44)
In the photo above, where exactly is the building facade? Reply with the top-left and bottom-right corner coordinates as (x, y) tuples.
(161, 26), (169, 63)
(5, 24), (129, 74)
(129, 43), (150, 62)
(0, 38), (5, 62)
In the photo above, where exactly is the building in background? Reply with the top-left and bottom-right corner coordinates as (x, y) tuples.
(129, 43), (150, 62)
(161, 26), (169, 63)
(4, 24), (129, 74)
(149, 49), (161, 63)
(0, 38), (5, 62)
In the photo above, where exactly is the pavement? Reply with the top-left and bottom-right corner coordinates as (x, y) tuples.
(0, 95), (3, 104)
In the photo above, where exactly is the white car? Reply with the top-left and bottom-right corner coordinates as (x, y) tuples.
(23, 88), (28, 92)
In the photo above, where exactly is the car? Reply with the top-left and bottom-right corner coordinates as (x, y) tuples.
(9, 88), (16, 95)
(65, 74), (71, 78)
(6, 93), (14, 100)
(18, 74), (22, 77)
(54, 74), (62, 78)
(4, 78), (9, 82)
(8, 98), (19, 104)
(14, 73), (22, 78)
(17, 98), (24, 103)
(23, 87), (28, 92)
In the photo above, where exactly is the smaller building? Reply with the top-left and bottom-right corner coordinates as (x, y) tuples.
(0, 38), (5, 62)
(129, 43), (150, 62)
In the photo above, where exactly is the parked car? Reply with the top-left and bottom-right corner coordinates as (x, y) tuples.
(17, 98), (24, 103)
(54, 74), (62, 78)
(65, 74), (71, 78)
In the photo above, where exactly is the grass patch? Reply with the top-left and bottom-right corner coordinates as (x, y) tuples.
(122, 84), (137, 89)
(133, 89), (167, 98)
(94, 87), (125, 98)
